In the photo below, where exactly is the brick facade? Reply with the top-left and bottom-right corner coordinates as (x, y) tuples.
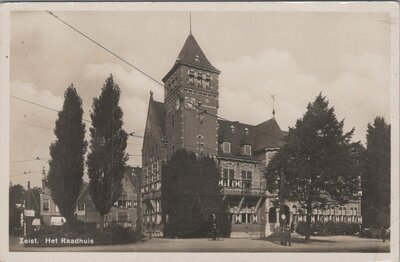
(141, 33), (362, 238)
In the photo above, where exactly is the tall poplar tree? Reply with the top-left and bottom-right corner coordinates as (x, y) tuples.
(362, 117), (390, 228)
(87, 75), (128, 231)
(48, 85), (87, 224)
(266, 94), (360, 241)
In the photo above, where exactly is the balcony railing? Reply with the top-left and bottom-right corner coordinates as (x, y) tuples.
(222, 187), (267, 197)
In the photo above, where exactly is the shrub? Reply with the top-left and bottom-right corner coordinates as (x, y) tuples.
(90, 223), (137, 244)
(295, 221), (308, 236)
(296, 221), (360, 236)
(312, 221), (329, 236)
(360, 227), (389, 239)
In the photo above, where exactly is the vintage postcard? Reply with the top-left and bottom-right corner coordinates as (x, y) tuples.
(0, 2), (399, 262)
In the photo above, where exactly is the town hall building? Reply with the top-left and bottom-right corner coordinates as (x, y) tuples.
(141, 32), (362, 238)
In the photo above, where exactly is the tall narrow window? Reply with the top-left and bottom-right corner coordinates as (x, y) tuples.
(241, 170), (252, 188)
(222, 168), (235, 187)
(222, 142), (231, 153)
(42, 199), (50, 212)
(243, 145), (252, 155)
(77, 203), (85, 215)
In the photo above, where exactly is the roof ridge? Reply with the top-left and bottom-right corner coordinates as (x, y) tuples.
(256, 118), (275, 127)
(218, 119), (256, 128)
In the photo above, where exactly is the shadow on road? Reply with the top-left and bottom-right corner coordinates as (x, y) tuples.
(256, 235), (335, 246)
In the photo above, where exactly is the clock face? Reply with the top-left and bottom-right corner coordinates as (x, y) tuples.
(175, 99), (180, 110)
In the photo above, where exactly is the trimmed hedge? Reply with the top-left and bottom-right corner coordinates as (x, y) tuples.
(295, 221), (360, 236)
(359, 228), (390, 239)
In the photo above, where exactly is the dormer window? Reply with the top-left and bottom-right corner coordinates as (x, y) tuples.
(231, 125), (235, 133)
(222, 142), (231, 153)
(243, 145), (251, 156)
(245, 128), (249, 135)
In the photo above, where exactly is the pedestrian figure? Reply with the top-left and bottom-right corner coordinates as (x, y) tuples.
(381, 226), (387, 242)
(279, 226), (285, 245)
(212, 223), (217, 240)
(286, 225), (291, 246)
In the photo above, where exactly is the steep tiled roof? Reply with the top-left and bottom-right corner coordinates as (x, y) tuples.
(76, 182), (89, 201)
(254, 118), (287, 151)
(152, 100), (166, 136)
(163, 34), (220, 82)
(218, 118), (286, 159)
(218, 120), (257, 160)
(176, 34), (220, 73)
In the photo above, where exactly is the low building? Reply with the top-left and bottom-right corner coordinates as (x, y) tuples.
(40, 167), (139, 230)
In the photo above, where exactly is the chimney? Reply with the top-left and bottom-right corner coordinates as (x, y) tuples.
(27, 181), (31, 191)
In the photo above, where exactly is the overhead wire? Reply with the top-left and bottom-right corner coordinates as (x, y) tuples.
(10, 170), (42, 177)
(11, 158), (50, 164)
(17, 11), (369, 152)
(44, 11), (229, 123)
(11, 11), (314, 173)
(14, 11), (285, 145)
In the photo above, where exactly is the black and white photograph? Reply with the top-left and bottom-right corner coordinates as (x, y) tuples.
(0, 2), (399, 261)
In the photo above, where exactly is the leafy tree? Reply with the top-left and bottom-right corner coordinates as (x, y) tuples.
(162, 149), (230, 238)
(9, 184), (25, 235)
(266, 94), (360, 241)
(47, 85), (87, 224)
(87, 75), (128, 231)
(9, 184), (25, 206)
(362, 117), (390, 228)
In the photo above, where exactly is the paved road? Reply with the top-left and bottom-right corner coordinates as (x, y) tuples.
(9, 235), (390, 252)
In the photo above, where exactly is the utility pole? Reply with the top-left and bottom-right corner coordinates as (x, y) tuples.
(279, 169), (286, 245)
(279, 169), (285, 225)
(136, 168), (142, 241)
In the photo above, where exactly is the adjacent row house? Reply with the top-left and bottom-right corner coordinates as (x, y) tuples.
(40, 167), (140, 230)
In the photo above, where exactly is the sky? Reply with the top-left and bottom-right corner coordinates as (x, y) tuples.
(9, 10), (392, 187)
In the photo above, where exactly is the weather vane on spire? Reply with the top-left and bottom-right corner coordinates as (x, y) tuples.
(271, 95), (276, 118)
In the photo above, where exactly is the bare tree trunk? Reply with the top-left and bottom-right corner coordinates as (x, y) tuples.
(99, 214), (104, 232)
(305, 198), (312, 242)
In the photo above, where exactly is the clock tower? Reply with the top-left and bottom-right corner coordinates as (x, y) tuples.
(162, 33), (220, 157)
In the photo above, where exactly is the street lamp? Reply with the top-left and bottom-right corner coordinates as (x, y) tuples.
(279, 169), (286, 226)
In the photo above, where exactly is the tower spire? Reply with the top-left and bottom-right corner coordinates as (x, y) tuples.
(189, 12), (192, 35)
(271, 95), (276, 118)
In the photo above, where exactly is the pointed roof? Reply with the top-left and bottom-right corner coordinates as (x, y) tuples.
(152, 100), (166, 135)
(163, 34), (220, 82)
(217, 117), (287, 159)
(254, 118), (287, 151)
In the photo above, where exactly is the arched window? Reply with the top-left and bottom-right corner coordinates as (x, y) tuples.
(268, 207), (277, 223)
